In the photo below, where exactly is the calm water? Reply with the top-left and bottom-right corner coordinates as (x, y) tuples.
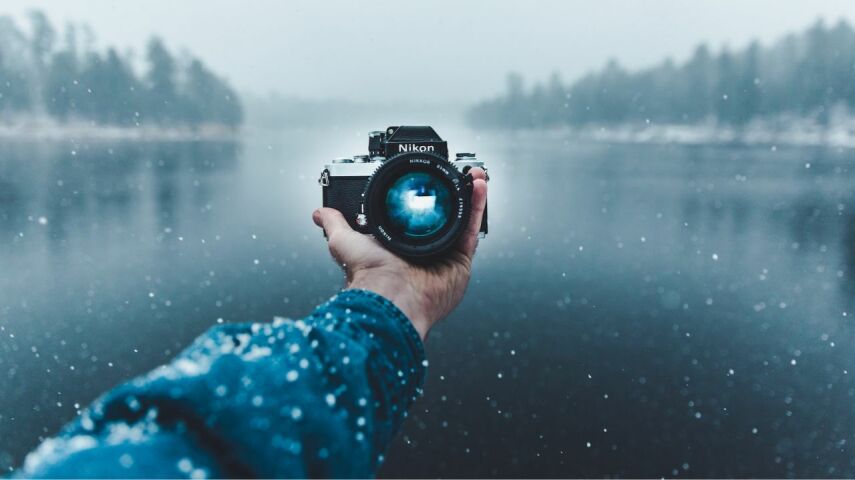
(1, 127), (854, 477)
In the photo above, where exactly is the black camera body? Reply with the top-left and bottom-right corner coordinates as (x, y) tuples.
(319, 126), (487, 259)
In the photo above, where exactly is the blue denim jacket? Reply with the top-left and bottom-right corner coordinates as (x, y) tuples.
(19, 290), (427, 478)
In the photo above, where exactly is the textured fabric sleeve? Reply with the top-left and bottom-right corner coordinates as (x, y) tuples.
(18, 289), (427, 479)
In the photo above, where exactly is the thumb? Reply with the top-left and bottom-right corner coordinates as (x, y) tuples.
(312, 207), (352, 240)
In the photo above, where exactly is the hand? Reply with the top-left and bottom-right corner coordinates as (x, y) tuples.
(312, 168), (488, 341)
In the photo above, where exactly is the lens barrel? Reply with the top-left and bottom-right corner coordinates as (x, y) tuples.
(363, 152), (471, 259)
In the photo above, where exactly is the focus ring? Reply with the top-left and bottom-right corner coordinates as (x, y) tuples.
(362, 152), (471, 259)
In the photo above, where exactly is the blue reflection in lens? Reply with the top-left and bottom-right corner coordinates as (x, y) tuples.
(385, 172), (452, 237)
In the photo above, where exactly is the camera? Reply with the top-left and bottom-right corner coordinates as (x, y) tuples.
(319, 126), (488, 259)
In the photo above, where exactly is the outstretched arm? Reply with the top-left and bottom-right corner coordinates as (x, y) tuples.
(20, 290), (427, 478)
(20, 169), (487, 478)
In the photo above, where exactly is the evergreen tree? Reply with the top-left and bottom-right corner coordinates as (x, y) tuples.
(92, 49), (140, 125)
(145, 37), (178, 124)
(0, 16), (31, 112)
(682, 45), (715, 122)
(45, 49), (78, 119)
(45, 25), (80, 120)
(735, 42), (761, 125)
(27, 10), (55, 112)
(181, 58), (243, 127)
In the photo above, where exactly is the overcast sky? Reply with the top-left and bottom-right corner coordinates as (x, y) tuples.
(4, 0), (855, 104)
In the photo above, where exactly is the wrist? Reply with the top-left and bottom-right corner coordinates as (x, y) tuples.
(347, 271), (432, 340)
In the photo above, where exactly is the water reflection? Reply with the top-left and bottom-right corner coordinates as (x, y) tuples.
(0, 142), (239, 250)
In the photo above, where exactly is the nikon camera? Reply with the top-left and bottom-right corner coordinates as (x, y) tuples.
(319, 126), (487, 259)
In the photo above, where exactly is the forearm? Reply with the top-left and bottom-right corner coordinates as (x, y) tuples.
(347, 261), (471, 341)
(19, 290), (427, 478)
(348, 270), (433, 340)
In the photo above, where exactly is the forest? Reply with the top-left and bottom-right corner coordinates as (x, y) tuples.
(0, 11), (242, 127)
(468, 19), (855, 129)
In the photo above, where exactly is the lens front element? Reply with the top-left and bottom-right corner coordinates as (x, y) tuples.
(363, 152), (471, 259)
(384, 172), (452, 238)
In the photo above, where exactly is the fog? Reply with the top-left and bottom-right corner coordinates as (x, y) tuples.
(5, 0), (855, 104)
(6, 1), (855, 477)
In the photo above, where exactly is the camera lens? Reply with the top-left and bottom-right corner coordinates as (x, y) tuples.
(363, 152), (471, 259)
(384, 172), (452, 238)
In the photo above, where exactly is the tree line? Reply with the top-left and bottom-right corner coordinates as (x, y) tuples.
(0, 11), (242, 127)
(468, 19), (855, 129)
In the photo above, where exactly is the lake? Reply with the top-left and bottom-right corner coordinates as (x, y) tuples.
(1, 126), (854, 477)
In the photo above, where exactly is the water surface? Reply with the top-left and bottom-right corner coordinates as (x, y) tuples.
(1, 129), (854, 477)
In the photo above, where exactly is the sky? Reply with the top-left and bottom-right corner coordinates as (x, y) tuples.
(4, 0), (855, 104)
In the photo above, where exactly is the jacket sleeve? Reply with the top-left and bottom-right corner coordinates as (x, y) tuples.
(19, 289), (428, 478)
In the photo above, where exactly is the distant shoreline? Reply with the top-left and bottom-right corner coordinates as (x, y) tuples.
(0, 117), (241, 142)
(4, 115), (855, 149)
(482, 116), (855, 149)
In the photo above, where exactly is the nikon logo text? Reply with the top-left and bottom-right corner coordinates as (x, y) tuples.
(399, 144), (435, 153)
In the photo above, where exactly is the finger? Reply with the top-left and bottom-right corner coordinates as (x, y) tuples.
(312, 207), (352, 240)
(468, 166), (487, 182)
(457, 178), (488, 258)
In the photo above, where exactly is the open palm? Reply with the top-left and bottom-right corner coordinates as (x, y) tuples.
(312, 168), (488, 340)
